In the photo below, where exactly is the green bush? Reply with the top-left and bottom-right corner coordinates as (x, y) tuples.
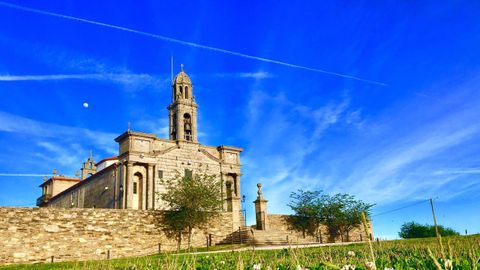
(399, 221), (460, 238)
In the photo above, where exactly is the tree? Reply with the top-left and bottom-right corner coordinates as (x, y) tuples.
(331, 194), (373, 241)
(288, 190), (374, 242)
(399, 222), (460, 239)
(287, 190), (323, 238)
(160, 172), (223, 250)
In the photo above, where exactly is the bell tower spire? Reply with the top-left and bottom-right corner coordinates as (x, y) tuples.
(168, 65), (198, 142)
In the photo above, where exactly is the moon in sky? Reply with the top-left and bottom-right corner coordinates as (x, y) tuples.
(83, 102), (89, 108)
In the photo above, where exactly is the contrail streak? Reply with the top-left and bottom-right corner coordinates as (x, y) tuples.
(0, 1), (387, 86)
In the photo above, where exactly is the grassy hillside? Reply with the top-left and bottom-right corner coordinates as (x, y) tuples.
(1, 235), (479, 269)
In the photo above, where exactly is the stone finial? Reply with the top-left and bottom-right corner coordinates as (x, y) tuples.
(53, 168), (57, 177)
(43, 176), (47, 182)
(75, 171), (80, 177)
(180, 63), (184, 71)
(257, 183), (263, 197)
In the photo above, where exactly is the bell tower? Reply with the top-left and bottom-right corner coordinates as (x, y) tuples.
(81, 151), (96, 180)
(168, 65), (198, 142)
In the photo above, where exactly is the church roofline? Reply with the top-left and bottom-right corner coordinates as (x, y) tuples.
(114, 130), (158, 142)
(217, 145), (244, 152)
(39, 176), (81, 187)
(95, 156), (118, 166)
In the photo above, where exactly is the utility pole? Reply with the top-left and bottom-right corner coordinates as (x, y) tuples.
(430, 198), (445, 259)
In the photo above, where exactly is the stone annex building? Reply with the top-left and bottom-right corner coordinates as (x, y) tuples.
(36, 67), (244, 226)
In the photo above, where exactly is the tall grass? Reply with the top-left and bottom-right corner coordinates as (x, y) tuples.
(1, 235), (479, 270)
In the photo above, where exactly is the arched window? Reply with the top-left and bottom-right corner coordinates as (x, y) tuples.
(185, 86), (189, 99)
(179, 86), (183, 98)
(184, 113), (192, 141)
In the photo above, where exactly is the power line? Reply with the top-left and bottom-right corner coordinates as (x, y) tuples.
(371, 199), (430, 217)
(0, 1), (387, 86)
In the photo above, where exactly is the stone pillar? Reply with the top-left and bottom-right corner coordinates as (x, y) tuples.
(141, 165), (147, 210)
(254, 183), (268, 230)
(231, 174), (242, 229)
(126, 162), (133, 209)
(147, 164), (154, 209)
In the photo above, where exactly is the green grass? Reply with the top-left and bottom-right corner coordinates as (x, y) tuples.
(2, 235), (479, 269)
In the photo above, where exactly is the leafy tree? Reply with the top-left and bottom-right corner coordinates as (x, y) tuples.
(332, 194), (374, 241)
(287, 190), (323, 237)
(160, 172), (223, 250)
(399, 222), (460, 238)
(288, 190), (373, 242)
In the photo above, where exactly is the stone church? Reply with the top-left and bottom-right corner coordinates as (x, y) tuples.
(36, 67), (244, 226)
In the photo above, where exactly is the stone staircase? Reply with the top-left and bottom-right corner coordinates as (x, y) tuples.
(250, 229), (290, 246)
(217, 226), (252, 245)
(218, 227), (292, 246)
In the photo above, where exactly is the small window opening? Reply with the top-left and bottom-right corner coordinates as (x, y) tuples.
(185, 169), (193, 179)
(133, 182), (138, 194)
(185, 86), (189, 99)
(158, 170), (163, 179)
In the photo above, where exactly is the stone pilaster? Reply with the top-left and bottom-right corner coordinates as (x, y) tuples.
(147, 164), (154, 209)
(126, 163), (133, 209)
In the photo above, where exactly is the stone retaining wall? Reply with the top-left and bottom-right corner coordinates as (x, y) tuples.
(0, 207), (234, 265)
(267, 214), (373, 243)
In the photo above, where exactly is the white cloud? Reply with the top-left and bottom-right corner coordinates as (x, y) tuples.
(0, 73), (171, 92)
(0, 111), (117, 155)
(37, 141), (85, 171)
(241, 74), (480, 211)
(241, 90), (356, 213)
(238, 71), (273, 79)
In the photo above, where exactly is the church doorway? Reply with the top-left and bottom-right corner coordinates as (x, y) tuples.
(132, 172), (143, 209)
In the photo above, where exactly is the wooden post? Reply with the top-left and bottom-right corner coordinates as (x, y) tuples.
(430, 198), (445, 259)
(158, 243), (162, 254)
(51, 256), (54, 263)
(239, 226), (242, 244)
(361, 212), (376, 266)
(209, 234), (212, 247)
(107, 250), (110, 259)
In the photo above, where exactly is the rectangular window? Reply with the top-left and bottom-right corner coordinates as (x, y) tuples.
(185, 169), (193, 179)
(133, 182), (138, 194)
(158, 170), (163, 179)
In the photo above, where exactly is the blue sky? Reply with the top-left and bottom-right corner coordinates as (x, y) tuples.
(0, 1), (479, 239)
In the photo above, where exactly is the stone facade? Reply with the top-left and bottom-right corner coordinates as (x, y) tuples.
(46, 165), (118, 209)
(36, 67), (244, 231)
(0, 207), (235, 265)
